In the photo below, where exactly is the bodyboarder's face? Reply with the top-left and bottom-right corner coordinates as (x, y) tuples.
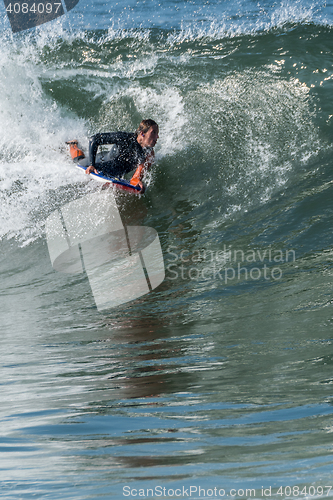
(139, 125), (159, 148)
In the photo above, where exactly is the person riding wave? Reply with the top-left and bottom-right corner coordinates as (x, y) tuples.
(85, 119), (159, 193)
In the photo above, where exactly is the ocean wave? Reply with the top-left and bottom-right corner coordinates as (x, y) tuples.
(0, 0), (330, 246)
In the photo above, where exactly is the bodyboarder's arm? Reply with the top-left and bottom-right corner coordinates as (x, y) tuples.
(129, 151), (155, 191)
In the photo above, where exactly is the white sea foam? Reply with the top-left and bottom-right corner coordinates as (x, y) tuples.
(165, 0), (330, 44)
(0, 32), (88, 242)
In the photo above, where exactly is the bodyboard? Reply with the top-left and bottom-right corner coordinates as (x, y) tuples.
(76, 163), (141, 194)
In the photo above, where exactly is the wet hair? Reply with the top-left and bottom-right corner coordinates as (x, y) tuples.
(135, 119), (158, 136)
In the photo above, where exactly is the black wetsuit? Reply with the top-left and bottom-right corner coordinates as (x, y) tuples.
(88, 132), (150, 178)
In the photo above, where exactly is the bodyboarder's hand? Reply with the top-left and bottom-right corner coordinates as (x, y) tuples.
(86, 165), (98, 175)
